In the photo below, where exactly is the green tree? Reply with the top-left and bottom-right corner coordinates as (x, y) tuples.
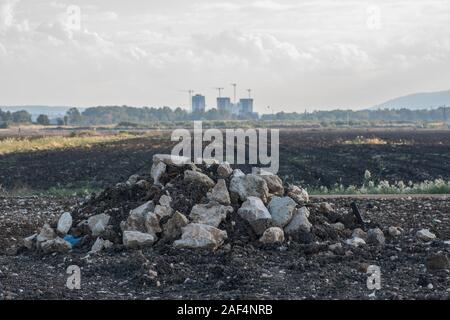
(36, 114), (50, 125)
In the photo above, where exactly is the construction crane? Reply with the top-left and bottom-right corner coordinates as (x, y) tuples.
(213, 87), (224, 98)
(179, 89), (194, 110)
(247, 89), (252, 99)
(230, 83), (237, 103)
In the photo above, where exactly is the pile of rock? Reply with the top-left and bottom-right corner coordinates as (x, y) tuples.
(23, 154), (435, 256)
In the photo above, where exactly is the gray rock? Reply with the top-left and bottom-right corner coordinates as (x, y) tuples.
(259, 227), (285, 244)
(345, 237), (366, 247)
(184, 170), (215, 189)
(36, 223), (56, 243)
(126, 174), (140, 186)
(23, 234), (37, 250)
(144, 211), (162, 237)
(122, 231), (155, 248)
(153, 154), (191, 166)
(286, 185), (309, 204)
(151, 161), (166, 185)
(130, 201), (155, 217)
(388, 226), (402, 237)
(89, 238), (113, 254)
(426, 253), (449, 271)
(259, 174), (284, 196)
(159, 195), (172, 207)
(154, 204), (174, 218)
(318, 202), (334, 214)
(207, 179), (231, 205)
(267, 196), (296, 227)
(352, 228), (368, 240)
(230, 174), (269, 203)
(88, 213), (111, 236)
(238, 196), (272, 235)
(40, 237), (72, 253)
(173, 223), (227, 250)
(331, 222), (345, 231)
(417, 229), (436, 242)
(162, 211), (189, 241)
(57, 212), (72, 235)
(284, 207), (312, 235)
(217, 162), (233, 178)
(190, 202), (233, 227)
(367, 228), (385, 245)
(328, 242), (344, 254)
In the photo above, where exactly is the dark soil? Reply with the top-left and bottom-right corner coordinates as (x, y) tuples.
(1, 196), (449, 300)
(1, 129), (449, 191)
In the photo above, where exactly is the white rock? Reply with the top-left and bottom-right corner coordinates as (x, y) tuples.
(162, 211), (189, 240)
(153, 154), (191, 166)
(238, 196), (272, 235)
(230, 174), (269, 203)
(388, 226), (402, 237)
(217, 162), (233, 178)
(87, 213), (111, 237)
(184, 170), (215, 188)
(89, 238), (113, 254)
(159, 195), (172, 207)
(345, 237), (366, 247)
(259, 227), (285, 244)
(259, 174), (284, 196)
(417, 229), (436, 242)
(36, 224), (56, 243)
(154, 204), (174, 218)
(57, 212), (72, 235)
(267, 196), (297, 227)
(144, 211), (162, 237)
(151, 161), (167, 185)
(173, 223), (227, 250)
(331, 222), (345, 231)
(23, 234), (37, 250)
(207, 179), (231, 205)
(284, 207), (312, 235)
(122, 231), (155, 248)
(130, 201), (154, 217)
(40, 237), (72, 253)
(287, 185), (309, 204)
(367, 228), (385, 245)
(190, 202), (233, 228)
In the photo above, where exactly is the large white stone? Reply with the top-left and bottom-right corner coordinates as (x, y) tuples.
(122, 231), (155, 248)
(87, 213), (111, 236)
(57, 212), (73, 235)
(151, 162), (166, 185)
(237, 196), (272, 235)
(267, 196), (297, 227)
(184, 170), (215, 188)
(259, 227), (285, 244)
(284, 207), (312, 235)
(207, 179), (231, 205)
(230, 174), (269, 203)
(259, 174), (284, 196)
(173, 223), (227, 250)
(286, 185), (309, 204)
(416, 229), (436, 242)
(217, 162), (233, 178)
(153, 154), (191, 166)
(190, 202), (233, 228)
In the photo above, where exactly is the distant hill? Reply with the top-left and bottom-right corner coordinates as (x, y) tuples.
(373, 90), (450, 110)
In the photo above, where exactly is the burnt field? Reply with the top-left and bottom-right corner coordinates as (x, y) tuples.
(0, 128), (449, 192)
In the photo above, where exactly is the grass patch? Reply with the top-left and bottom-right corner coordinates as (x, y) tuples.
(0, 132), (135, 155)
(309, 178), (450, 195)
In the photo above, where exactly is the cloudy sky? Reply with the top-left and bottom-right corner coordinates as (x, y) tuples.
(1, 0), (450, 112)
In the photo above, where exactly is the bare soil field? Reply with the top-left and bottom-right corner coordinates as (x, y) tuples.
(0, 195), (449, 299)
(0, 128), (448, 300)
(0, 129), (449, 191)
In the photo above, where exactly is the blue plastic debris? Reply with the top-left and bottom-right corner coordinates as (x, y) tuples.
(64, 235), (82, 247)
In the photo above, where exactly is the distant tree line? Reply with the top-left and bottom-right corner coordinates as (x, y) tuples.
(261, 107), (450, 123)
(1, 106), (449, 128)
(65, 106), (258, 125)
